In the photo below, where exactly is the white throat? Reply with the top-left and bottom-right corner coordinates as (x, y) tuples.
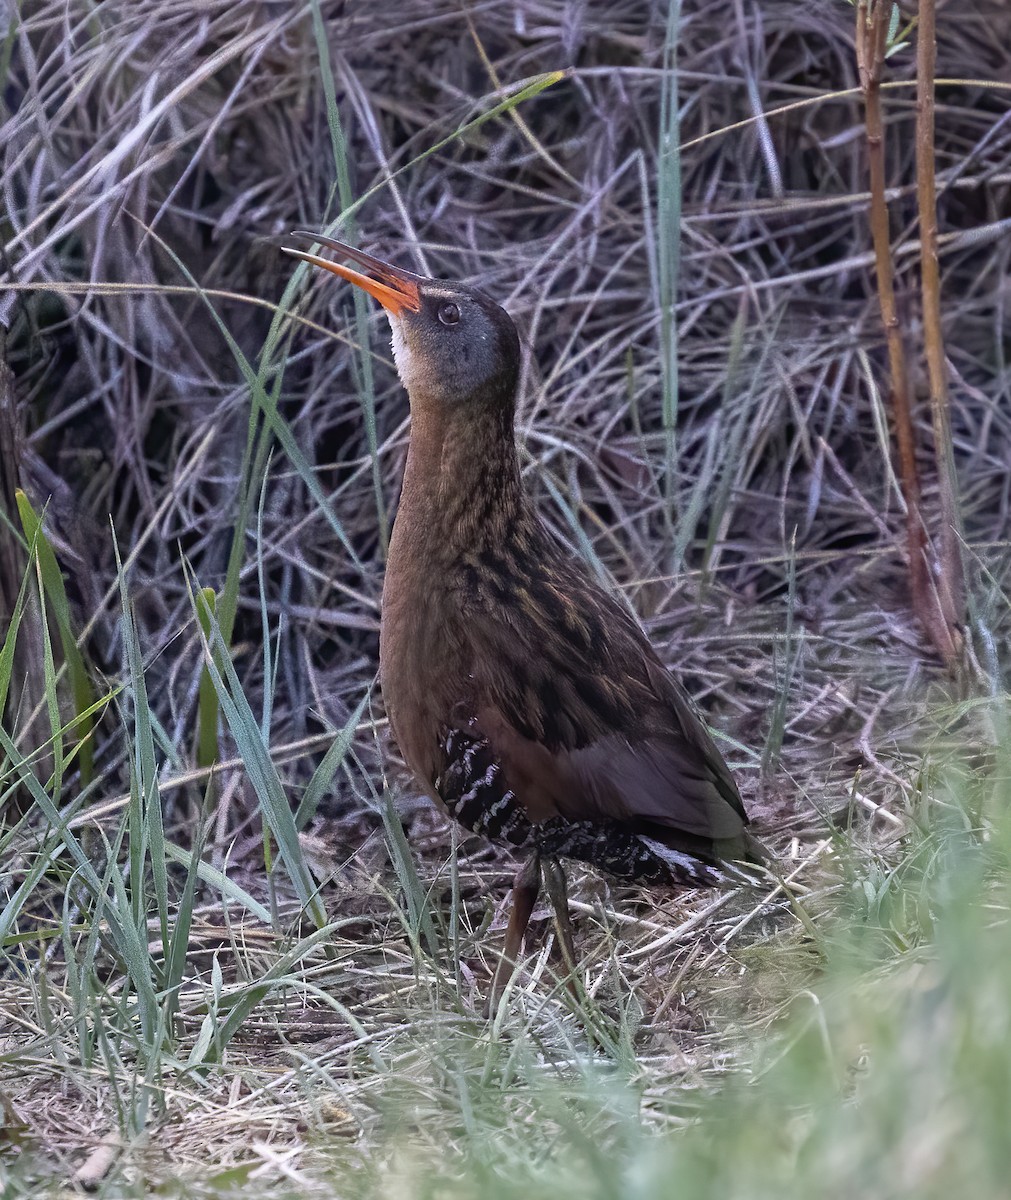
(388, 315), (419, 395)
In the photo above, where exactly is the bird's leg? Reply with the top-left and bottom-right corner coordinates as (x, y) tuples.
(485, 852), (541, 1016)
(542, 856), (579, 1000)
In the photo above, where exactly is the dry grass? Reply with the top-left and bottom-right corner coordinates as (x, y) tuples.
(1, 0), (1010, 1194)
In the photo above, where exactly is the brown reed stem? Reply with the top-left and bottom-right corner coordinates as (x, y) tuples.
(856, 0), (958, 668)
(915, 0), (965, 666)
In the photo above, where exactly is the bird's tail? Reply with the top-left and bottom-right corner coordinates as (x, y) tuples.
(638, 835), (773, 889)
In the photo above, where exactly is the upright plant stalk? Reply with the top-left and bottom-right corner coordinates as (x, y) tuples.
(915, 0), (965, 663)
(656, 0), (683, 555)
(855, 0), (959, 668)
(855, 1), (924, 610)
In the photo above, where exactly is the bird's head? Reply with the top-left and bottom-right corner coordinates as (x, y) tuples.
(284, 232), (521, 417)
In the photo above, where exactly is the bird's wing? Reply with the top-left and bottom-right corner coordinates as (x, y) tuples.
(460, 546), (749, 848)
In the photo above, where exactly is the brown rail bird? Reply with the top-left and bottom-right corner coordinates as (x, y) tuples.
(284, 232), (764, 1006)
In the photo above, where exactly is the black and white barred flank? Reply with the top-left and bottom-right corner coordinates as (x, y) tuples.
(435, 727), (532, 846)
(434, 726), (738, 888)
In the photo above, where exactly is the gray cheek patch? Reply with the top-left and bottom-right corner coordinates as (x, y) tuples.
(386, 304), (502, 402)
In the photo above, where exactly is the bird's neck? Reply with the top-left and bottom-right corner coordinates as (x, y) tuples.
(393, 400), (524, 562)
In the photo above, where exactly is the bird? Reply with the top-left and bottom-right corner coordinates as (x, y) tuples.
(283, 231), (765, 1008)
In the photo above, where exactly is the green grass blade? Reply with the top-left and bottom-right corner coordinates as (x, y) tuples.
(14, 490), (94, 783)
(0, 548), (32, 718)
(162, 839), (271, 925)
(113, 533), (169, 958)
(195, 587), (220, 768)
(331, 71), (567, 229)
(655, 0), (683, 553)
(162, 783), (211, 1037)
(33, 550), (65, 802)
(295, 689), (371, 829)
(309, 0), (388, 551)
(380, 788), (439, 960)
(188, 577), (327, 929)
(186, 921), (359, 1069)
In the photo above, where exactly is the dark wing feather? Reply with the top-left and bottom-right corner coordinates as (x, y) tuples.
(459, 528), (750, 856)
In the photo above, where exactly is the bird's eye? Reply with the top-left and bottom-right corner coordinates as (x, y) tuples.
(438, 301), (461, 327)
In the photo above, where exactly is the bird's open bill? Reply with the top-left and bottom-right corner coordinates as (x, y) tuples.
(283, 231), (423, 317)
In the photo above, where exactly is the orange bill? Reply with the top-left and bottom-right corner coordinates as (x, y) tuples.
(283, 231), (422, 316)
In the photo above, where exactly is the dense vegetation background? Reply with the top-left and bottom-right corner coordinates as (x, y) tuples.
(1, 1), (1010, 1195)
